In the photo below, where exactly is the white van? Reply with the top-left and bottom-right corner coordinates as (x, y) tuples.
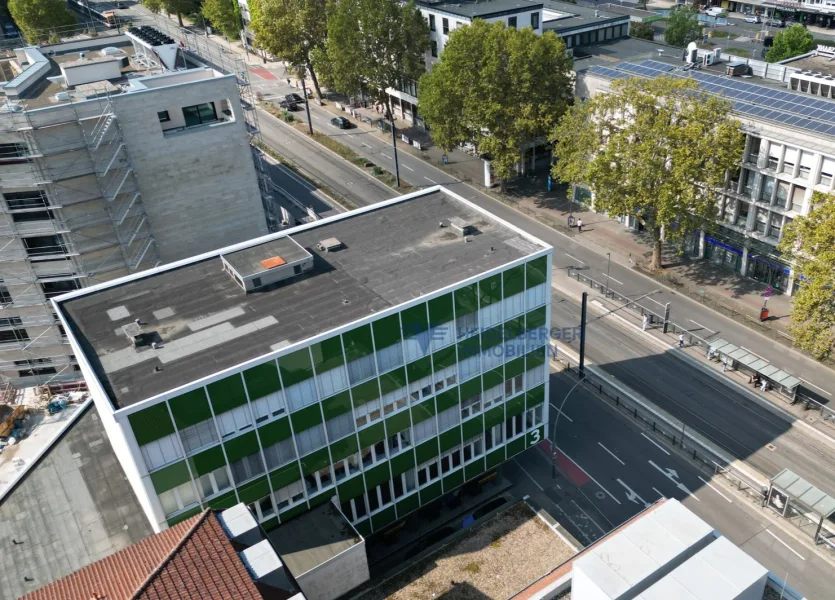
(705, 7), (725, 16)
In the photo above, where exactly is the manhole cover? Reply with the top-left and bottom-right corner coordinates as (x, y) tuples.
(806, 416), (818, 424)
(766, 443), (777, 452)
(595, 491), (606, 500)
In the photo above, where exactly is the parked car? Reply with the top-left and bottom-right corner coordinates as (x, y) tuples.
(278, 99), (298, 111)
(705, 7), (725, 17)
(285, 93), (304, 104)
(330, 116), (350, 129)
(744, 15), (760, 23)
(767, 18), (785, 27)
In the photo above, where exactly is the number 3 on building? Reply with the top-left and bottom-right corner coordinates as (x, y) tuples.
(529, 429), (541, 444)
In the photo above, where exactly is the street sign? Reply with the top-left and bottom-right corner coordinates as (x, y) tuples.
(764, 285), (773, 298)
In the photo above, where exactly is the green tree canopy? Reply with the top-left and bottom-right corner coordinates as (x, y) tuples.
(552, 76), (744, 270)
(161, 0), (196, 27)
(326, 0), (428, 111)
(418, 20), (573, 192)
(8, 0), (75, 44)
(202, 0), (239, 39)
(251, 0), (328, 98)
(766, 24), (816, 63)
(143, 0), (164, 13)
(778, 192), (835, 360)
(663, 6), (702, 48)
(630, 22), (654, 41)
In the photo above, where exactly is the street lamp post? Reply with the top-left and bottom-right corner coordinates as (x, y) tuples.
(551, 373), (586, 478)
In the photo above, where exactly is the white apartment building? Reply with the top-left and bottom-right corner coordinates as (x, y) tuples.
(0, 30), (269, 387)
(578, 52), (835, 295)
(719, 0), (835, 28)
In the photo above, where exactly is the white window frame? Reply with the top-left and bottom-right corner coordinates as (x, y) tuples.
(430, 320), (456, 351)
(140, 431), (183, 472)
(230, 452), (266, 485)
(216, 404), (254, 439)
(437, 405), (460, 432)
(485, 423), (504, 451)
(375, 341), (404, 373)
(251, 390), (286, 424)
(403, 330), (431, 363)
(354, 398), (383, 428)
(413, 416), (437, 444)
(482, 383), (504, 411)
(409, 374), (434, 403)
(526, 404), (544, 430)
(285, 377), (319, 412)
(417, 457), (440, 487)
(341, 493), (368, 523)
(347, 353), (377, 385)
(463, 434), (483, 463)
(333, 452), (361, 482)
(304, 464), (334, 496)
(196, 465), (232, 499)
(361, 441), (387, 469)
(326, 410), (356, 441)
(479, 302), (502, 329)
(503, 291), (525, 319)
(460, 392), (482, 420)
(392, 468), (417, 499)
(262, 436), (297, 471)
(366, 480), (394, 514)
(316, 363), (349, 398)
(157, 480), (198, 517)
(526, 283), (547, 309)
(458, 353), (481, 382)
(250, 494), (276, 522)
(506, 412), (525, 440)
(505, 373), (524, 398)
(179, 418), (219, 455)
(433, 364), (457, 393)
(455, 311), (478, 339)
(275, 480), (305, 512)
(440, 445), (462, 474)
(387, 429), (412, 456)
(382, 385), (409, 415)
(525, 363), (546, 390)
(295, 423), (327, 456)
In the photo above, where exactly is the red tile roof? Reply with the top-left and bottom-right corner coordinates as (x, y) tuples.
(21, 510), (266, 600)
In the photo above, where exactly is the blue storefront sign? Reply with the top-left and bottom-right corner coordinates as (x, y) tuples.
(705, 236), (743, 255)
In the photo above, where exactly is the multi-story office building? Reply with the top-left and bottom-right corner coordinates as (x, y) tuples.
(0, 31), (269, 387)
(578, 52), (835, 295)
(55, 186), (552, 535)
(719, 0), (835, 27)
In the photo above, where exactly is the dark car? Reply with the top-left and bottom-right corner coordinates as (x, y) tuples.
(330, 116), (350, 129)
(279, 99), (298, 111)
(766, 18), (785, 27)
(286, 93), (304, 104)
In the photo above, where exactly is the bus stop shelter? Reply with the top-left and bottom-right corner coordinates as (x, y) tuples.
(708, 339), (801, 402)
(767, 469), (835, 547)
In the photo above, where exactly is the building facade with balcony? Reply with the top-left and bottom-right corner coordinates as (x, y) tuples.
(0, 35), (268, 387)
(55, 187), (552, 536)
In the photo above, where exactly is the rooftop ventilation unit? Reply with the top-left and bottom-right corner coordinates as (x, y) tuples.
(317, 237), (343, 252)
(221, 236), (314, 293)
(448, 216), (473, 236)
(54, 92), (72, 101)
(125, 26), (180, 71)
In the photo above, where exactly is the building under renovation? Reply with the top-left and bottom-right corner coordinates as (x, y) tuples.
(0, 28), (270, 388)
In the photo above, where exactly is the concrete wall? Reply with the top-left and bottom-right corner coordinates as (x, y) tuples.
(296, 539), (370, 600)
(113, 73), (267, 262)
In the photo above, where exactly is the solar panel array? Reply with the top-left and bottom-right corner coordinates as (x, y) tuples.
(586, 59), (835, 138)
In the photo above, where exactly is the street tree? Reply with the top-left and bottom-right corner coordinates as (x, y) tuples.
(418, 20), (574, 193)
(766, 24), (816, 63)
(251, 0), (328, 99)
(143, 0), (164, 13)
(630, 22), (655, 41)
(552, 76), (744, 270)
(8, 0), (75, 44)
(202, 0), (239, 39)
(777, 192), (835, 360)
(636, 0), (648, 9)
(663, 6), (702, 48)
(161, 0), (196, 27)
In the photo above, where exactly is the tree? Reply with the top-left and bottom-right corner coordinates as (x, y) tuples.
(663, 6), (702, 48)
(8, 0), (75, 44)
(326, 0), (428, 113)
(202, 0), (239, 39)
(552, 76), (744, 270)
(777, 192), (835, 360)
(251, 0), (328, 99)
(143, 0), (164, 13)
(419, 20), (574, 193)
(636, 0), (648, 9)
(766, 24), (816, 63)
(630, 22), (655, 41)
(161, 0), (196, 27)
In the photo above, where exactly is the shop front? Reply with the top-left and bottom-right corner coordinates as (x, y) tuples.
(705, 235), (744, 271)
(746, 254), (791, 292)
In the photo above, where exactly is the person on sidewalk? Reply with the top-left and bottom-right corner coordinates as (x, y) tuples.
(577, 218), (583, 233)
(722, 358), (727, 372)
(679, 333), (684, 348)
(761, 379), (768, 392)
(642, 314), (648, 331)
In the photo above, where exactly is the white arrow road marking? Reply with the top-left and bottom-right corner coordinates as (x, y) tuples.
(648, 460), (699, 501)
(617, 478), (650, 508)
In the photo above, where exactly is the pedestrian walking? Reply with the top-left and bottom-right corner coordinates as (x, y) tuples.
(722, 359), (727, 372)
(642, 314), (648, 331)
(577, 218), (583, 233)
(761, 379), (768, 392)
(678, 333), (684, 348)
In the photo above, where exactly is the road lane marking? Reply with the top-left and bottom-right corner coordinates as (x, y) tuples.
(605, 275), (623, 285)
(361, 142), (371, 148)
(403, 164), (414, 171)
(555, 445), (621, 505)
(688, 319), (715, 334)
(799, 378), (832, 396)
(513, 457), (544, 492)
(617, 478), (650, 507)
(598, 442), (626, 466)
(549, 403), (574, 422)
(698, 476), (733, 503)
(640, 432), (670, 456)
(425, 176), (438, 185)
(564, 253), (585, 265)
(652, 487), (665, 499)
(764, 529), (805, 560)
(381, 153), (392, 160)
(311, 114), (321, 121)
(648, 460), (699, 501)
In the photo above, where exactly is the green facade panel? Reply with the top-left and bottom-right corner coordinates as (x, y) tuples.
(270, 462), (302, 490)
(505, 317), (525, 341)
(310, 336), (345, 373)
(385, 410), (411, 435)
(207, 374), (248, 415)
(439, 427), (462, 452)
(433, 346), (457, 370)
(280, 503), (309, 522)
(503, 265), (525, 297)
(309, 489), (336, 508)
(401, 303), (428, 336)
(506, 436), (526, 458)
(343, 325), (374, 361)
(486, 447), (505, 469)
(482, 325), (504, 350)
(278, 348), (314, 386)
(167, 506), (202, 527)
(410, 398), (436, 425)
(243, 361), (281, 400)
(443, 470), (464, 492)
(525, 347), (546, 370)
(435, 389), (459, 412)
(459, 378), (481, 402)
(371, 506), (397, 531)
(462, 416), (484, 440)
(358, 422), (385, 448)
(406, 356), (432, 382)
(237, 476), (270, 504)
(506, 395), (526, 418)
(258, 417), (292, 446)
(389, 450), (416, 476)
(527, 426), (545, 448)
(526, 385), (545, 409)
(352, 379), (380, 407)
(321, 391), (352, 419)
(454, 284), (478, 317)
(300, 447), (330, 475)
(396, 493), (420, 518)
(290, 403), (323, 432)
(457, 338), (480, 361)
(506, 357), (525, 379)
(380, 368), (406, 393)
(464, 458), (486, 481)
(150, 461), (191, 494)
(415, 439), (439, 464)
(207, 490), (238, 510)
(428, 293), (454, 327)
(526, 306), (547, 331)
(420, 481), (442, 503)
(223, 431), (260, 463)
(373, 314), (402, 350)
(484, 405), (505, 429)
(526, 256), (547, 288)
(479, 274), (502, 306)
(330, 433), (359, 462)
(354, 519), (372, 537)
(483, 368), (504, 391)
(337, 474), (365, 501)
(128, 403), (175, 446)
(168, 389), (212, 430)
(188, 445), (226, 477)
(364, 463), (390, 490)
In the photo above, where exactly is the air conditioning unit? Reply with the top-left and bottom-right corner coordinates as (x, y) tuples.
(55, 92), (72, 101)
(449, 217), (473, 237)
(317, 237), (343, 252)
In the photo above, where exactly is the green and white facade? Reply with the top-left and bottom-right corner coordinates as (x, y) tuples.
(56, 187), (552, 535)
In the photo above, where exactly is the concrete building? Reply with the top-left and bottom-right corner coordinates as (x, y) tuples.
(717, 0), (835, 28)
(0, 31), (268, 388)
(54, 186), (552, 538)
(540, 1), (631, 53)
(577, 48), (835, 295)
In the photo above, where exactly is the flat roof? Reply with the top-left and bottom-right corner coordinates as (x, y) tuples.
(0, 403), (153, 599)
(541, 0), (627, 32)
(58, 187), (548, 408)
(223, 236), (311, 278)
(416, 0), (543, 19)
(782, 53), (835, 78)
(267, 501), (360, 577)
